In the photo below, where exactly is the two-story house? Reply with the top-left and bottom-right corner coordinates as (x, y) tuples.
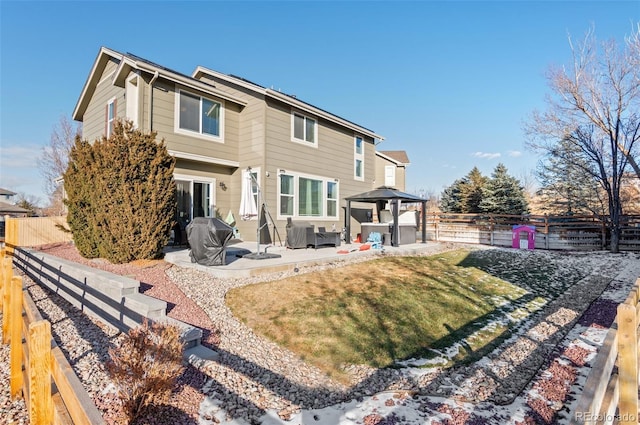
(375, 151), (410, 192)
(73, 47), (406, 242)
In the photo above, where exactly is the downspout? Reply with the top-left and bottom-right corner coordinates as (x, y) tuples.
(148, 71), (159, 131)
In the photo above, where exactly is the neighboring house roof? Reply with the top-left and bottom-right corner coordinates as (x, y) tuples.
(0, 188), (17, 196)
(193, 66), (384, 142)
(0, 200), (29, 214)
(73, 47), (247, 121)
(377, 150), (410, 166)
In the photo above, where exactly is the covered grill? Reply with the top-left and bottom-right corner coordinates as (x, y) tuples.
(186, 217), (234, 266)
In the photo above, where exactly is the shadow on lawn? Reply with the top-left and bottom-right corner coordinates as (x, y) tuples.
(18, 248), (620, 425)
(190, 250), (620, 424)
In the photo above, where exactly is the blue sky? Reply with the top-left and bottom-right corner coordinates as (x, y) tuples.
(1, 1), (638, 205)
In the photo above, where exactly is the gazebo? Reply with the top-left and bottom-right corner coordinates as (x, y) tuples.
(345, 187), (427, 247)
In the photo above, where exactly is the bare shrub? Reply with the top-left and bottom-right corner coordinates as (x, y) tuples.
(106, 320), (185, 423)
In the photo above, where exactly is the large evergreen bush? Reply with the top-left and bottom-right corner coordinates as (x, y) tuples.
(440, 164), (529, 215)
(64, 121), (176, 263)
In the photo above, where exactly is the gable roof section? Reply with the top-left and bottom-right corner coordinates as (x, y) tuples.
(0, 200), (29, 214)
(73, 47), (247, 121)
(193, 66), (384, 142)
(0, 188), (17, 196)
(377, 150), (410, 166)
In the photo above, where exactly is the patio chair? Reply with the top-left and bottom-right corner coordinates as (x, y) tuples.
(310, 226), (341, 249)
(366, 231), (382, 249)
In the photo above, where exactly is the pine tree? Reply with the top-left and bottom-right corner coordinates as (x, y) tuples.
(459, 167), (486, 213)
(536, 137), (605, 215)
(64, 121), (176, 263)
(440, 167), (488, 213)
(440, 178), (465, 212)
(479, 163), (529, 215)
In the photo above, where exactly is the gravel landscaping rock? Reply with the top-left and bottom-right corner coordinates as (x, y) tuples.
(2, 244), (638, 424)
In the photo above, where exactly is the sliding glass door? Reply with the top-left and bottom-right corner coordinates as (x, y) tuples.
(175, 176), (215, 228)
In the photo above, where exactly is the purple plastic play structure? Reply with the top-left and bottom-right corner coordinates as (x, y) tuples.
(512, 225), (535, 249)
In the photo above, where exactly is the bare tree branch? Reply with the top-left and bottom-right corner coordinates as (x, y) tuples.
(524, 24), (639, 252)
(37, 115), (81, 214)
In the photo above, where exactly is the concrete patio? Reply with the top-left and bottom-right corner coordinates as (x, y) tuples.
(163, 240), (445, 278)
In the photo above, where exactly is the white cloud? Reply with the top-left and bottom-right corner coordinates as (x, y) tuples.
(508, 150), (523, 157)
(0, 143), (45, 199)
(0, 144), (41, 168)
(472, 152), (501, 160)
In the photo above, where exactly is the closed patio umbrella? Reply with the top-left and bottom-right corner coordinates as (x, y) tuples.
(239, 170), (258, 220)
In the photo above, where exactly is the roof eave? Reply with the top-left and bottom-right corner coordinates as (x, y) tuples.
(142, 64), (247, 107)
(193, 67), (385, 142)
(376, 151), (410, 166)
(74, 49), (248, 123)
(266, 89), (384, 141)
(73, 46), (123, 121)
(192, 66), (267, 94)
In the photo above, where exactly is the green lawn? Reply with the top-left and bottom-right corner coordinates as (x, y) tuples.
(225, 249), (585, 382)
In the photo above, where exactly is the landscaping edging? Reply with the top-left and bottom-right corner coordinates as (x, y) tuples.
(12, 247), (203, 348)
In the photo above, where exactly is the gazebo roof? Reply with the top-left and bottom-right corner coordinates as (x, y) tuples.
(345, 187), (425, 203)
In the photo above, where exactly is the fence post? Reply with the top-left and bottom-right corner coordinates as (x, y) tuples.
(5, 216), (16, 255)
(489, 215), (495, 246)
(10, 275), (23, 399)
(29, 320), (53, 424)
(600, 215), (606, 250)
(616, 298), (639, 424)
(0, 248), (4, 314)
(2, 256), (12, 343)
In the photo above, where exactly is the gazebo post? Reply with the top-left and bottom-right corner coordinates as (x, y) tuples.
(345, 201), (351, 244)
(392, 199), (400, 247)
(421, 200), (427, 243)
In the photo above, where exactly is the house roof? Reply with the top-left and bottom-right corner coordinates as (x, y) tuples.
(74, 47), (385, 143)
(73, 47), (247, 121)
(192, 66), (385, 142)
(345, 186), (425, 203)
(0, 188), (16, 196)
(377, 150), (410, 165)
(0, 200), (29, 214)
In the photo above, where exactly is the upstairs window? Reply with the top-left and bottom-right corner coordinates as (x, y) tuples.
(385, 165), (396, 187)
(354, 136), (364, 180)
(176, 90), (223, 140)
(292, 112), (317, 146)
(106, 97), (116, 138)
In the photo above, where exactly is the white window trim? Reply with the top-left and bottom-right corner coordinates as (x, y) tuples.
(276, 169), (339, 220)
(291, 111), (318, 148)
(174, 89), (225, 143)
(106, 96), (117, 138)
(354, 135), (365, 181)
(174, 173), (217, 220)
(385, 165), (396, 187)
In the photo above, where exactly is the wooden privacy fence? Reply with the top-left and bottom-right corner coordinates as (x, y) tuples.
(1, 249), (105, 425)
(425, 213), (640, 251)
(570, 278), (640, 425)
(3, 216), (73, 250)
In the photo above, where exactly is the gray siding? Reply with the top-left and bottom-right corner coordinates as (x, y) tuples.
(374, 156), (406, 192)
(262, 98), (375, 235)
(192, 74), (270, 240)
(149, 81), (241, 163)
(82, 58), (123, 143)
